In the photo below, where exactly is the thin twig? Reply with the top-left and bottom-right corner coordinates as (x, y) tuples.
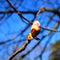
(41, 26), (60, 32)
(35, 33), (54, 60)
(40, 33), (54, 60)
(0, 7), (60, 16)
(6, 0), (32, 24)
(8, 40), (31, 60)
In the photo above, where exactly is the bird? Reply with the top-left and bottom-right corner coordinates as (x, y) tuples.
(28, 20), (41, 40)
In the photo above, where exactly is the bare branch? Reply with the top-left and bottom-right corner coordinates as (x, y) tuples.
(0, 7), (60, 16)
(8, 40), (31, 60)
(6, 0), (32, 24)
(41, 26), (60, 32)
(0, 10), (36, 14)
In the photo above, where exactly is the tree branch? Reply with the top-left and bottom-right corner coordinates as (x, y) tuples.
(6, 0), (32, 24)
(0, 7), (60, 16)
(41, 22), (60, 32)
(8, 40), (31, 60)
(41, 26), (60, 32)
(0, 10), (36, 14)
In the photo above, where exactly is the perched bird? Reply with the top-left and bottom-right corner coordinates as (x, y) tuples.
(31, 20), (40, 37)
(28, 20), (41, 40)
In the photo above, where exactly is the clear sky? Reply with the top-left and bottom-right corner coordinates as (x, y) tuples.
(0, 0), (60, 60)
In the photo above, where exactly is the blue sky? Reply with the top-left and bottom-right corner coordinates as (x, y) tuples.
(0, 0), (60, 60)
